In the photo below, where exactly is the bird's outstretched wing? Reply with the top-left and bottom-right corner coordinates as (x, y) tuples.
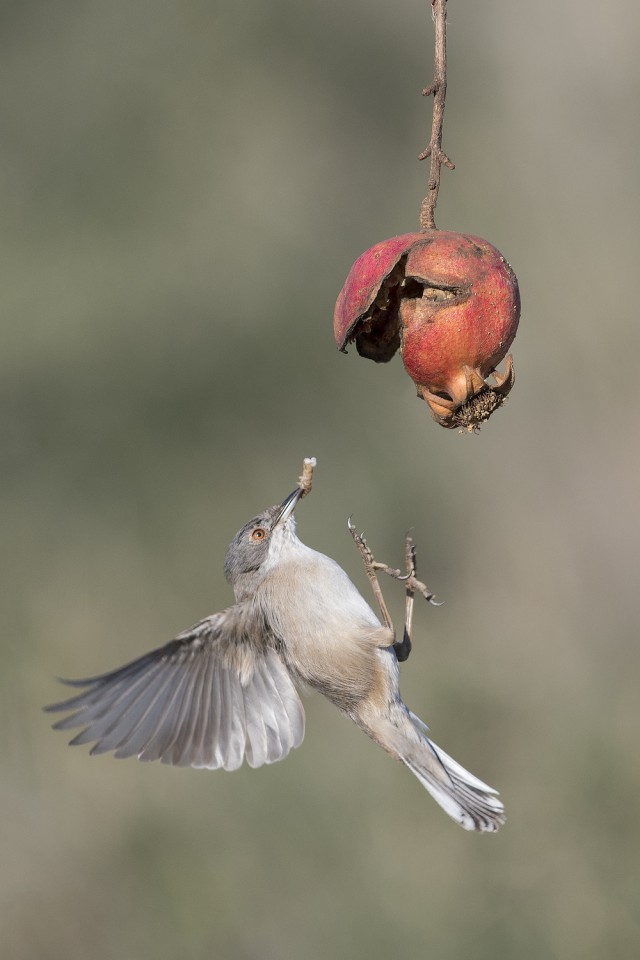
(45, 605), (305, 770)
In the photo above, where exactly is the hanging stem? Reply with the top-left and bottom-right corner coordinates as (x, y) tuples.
(419, 0), (455, 231)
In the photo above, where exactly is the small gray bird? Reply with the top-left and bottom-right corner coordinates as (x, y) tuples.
(46, 467), (505, 832)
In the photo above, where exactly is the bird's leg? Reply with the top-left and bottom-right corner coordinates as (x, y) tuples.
(348, 522), (442, 663)
(348, 519), (395, 636)
(397, 535), (417, 662)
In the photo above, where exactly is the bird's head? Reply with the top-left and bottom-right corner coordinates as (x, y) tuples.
(224, 486), (304, 599)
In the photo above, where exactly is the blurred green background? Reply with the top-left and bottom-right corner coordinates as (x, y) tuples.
(3, 1), (639, 957)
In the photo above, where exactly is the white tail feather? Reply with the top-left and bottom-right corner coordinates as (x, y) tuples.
(392, 709), (505, 832)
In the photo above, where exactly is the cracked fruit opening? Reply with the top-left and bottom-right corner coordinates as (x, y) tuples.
(334, 230), (520, 431)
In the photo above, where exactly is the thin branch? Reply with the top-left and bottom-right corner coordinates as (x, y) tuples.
(419, 0), (454, 231)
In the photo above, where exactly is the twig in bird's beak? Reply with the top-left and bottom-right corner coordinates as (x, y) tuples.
(297, 457), (316, 498)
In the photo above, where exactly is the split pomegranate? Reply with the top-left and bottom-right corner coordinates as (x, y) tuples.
(334, 230), (520, 430)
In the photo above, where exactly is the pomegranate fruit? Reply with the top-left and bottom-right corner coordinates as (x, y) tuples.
(334, 230), (520, 430)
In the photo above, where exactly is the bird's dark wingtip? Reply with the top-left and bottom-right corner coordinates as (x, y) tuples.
(43, 675), (99, 714)
(56, 674), (103, 687)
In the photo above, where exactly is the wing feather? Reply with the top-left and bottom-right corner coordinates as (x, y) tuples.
(197, 666), (221, 769)
(45, 605), (305, 770)
(243, 665), (276, 768)
(223, 668), (247, 771)
(186, 647), (217, 768)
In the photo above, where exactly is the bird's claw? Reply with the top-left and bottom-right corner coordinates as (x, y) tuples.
(347, 519), (442, 608)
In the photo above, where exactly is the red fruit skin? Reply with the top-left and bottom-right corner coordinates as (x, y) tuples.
(399, 231), (520, 405)
(334, 229), (520, 428)
(334, 233), (422, 349)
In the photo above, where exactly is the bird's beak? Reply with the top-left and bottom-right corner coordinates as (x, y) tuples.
(274, 487), (304, 527)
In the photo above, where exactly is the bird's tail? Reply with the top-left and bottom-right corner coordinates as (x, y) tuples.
(374, 707), (506, 832)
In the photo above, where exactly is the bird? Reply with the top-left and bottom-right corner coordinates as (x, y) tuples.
(46, 460), (505, 832)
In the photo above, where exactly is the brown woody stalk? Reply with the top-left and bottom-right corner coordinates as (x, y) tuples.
(419, 0), (454, 231)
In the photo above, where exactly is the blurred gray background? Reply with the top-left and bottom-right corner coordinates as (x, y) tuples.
(3, 1), (639, 957)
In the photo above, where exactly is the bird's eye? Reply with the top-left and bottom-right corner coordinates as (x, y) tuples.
(251, 528), (267, 541)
